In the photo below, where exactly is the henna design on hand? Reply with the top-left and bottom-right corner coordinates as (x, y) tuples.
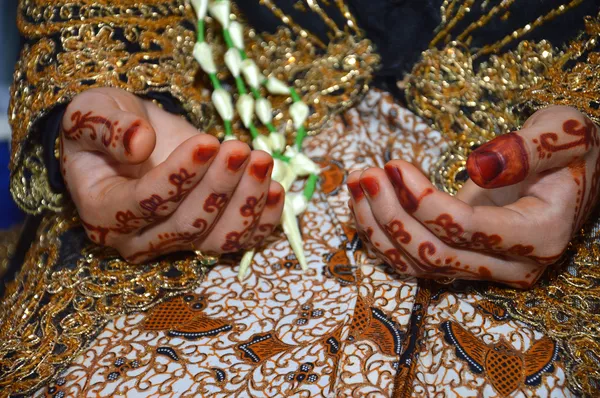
(126, 192), (230, 262)
(347, 180), (364, 202)
(467, 133), (529, 188)
(63, 111), (116, 148)
(359, 176), (379, 197)
(534, 118), (598, 159)
(384, 164), (433, 213)
(222, 194), (266, 252)
(82, 168), (198, 245)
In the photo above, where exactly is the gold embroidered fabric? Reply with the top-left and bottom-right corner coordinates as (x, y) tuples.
(0, 207), (209, 396)
(9, 0), (209, 215)
(521, 14), (600, 127)
(404, 3), (600, 396)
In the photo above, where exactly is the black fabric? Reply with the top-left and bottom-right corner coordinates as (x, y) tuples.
(0, 215), (42, 297)
(42, 104), (67, 193)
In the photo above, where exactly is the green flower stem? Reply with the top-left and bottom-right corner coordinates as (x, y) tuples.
(197, 20), (205, 43)
(234, 76), (247, 95)
(239, 49), (248, 60)
(209, 73), (222, 90)
(289, 87), (302, 103)
(222, 29), (234, 49)
(303, 173), (318, 201)
(272, 152), (291, 162)
(265, 122), (277, 133)
(248, 124), (259, 139)
(224, 120), (233, 136)
(250, 87), (261, 99)
(295, 126), (307, 150)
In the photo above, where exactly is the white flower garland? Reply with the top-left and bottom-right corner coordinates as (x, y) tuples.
(190, 0), (320, 281)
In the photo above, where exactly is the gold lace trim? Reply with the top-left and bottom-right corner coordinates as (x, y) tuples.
(9, 0), (211, 215)
(406, 4), (600, 395)
(0, 208), (209, 396)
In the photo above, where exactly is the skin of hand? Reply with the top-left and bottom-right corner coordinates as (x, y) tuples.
(60, 87), (284, 263)
(348, 106), (600, 288)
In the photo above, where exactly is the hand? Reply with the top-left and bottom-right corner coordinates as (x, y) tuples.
(348, 106), (600, 288)
(60, 87), (284, 263)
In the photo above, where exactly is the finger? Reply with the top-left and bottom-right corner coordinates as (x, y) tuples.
(467, 106), (597, 188)
(244, 182), (285, 248)
(383, 160), (565, 264)
(358, 167), (542, 288)
(62, 90), (156, 164)
(76, 134), (220, 246)
(347, 171), (416, 274)
(199, 151), (274, 253)
(120, 140), (252, 262)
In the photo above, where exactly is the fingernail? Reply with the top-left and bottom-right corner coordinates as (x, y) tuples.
(266, 190), (282, 206)
(384, 164), (418, 213)
(250, 159), (273, 181)
(227, 152), (249, 171)
(122, 121), (142, 155)
(194, 144), (218, 164)
(359, 176), (379, 197)
(347, 180), (364, 201)
(466, 132), (529, 188)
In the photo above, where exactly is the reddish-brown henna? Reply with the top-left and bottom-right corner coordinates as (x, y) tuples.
(359, 176), (379, 197)
(227, 153), (249, 171)
(535, 118), (598, 159)
(250, 160), (273, 182)
(347, 180), (364, 201)
(126, 191), (230, 262)
(222, 194), (266, 252)
(266, 190), (282, 207)
(63, 111), (116, 148)
(467, 132), (529, 189)
(193, 144), (218, 164)
(384, 220), (411, 245)
(384, 164), (432, 213)
(81, 168), (199, 245)
(122, 121), (142, 155)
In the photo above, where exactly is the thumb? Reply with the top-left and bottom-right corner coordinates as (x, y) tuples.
(62, 89), (156, 164)
(467, 106), (597, 189)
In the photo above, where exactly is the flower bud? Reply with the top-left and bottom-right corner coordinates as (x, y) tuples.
(236, 94), (254, 128)
(211, 88), (234, 121)
(193, 42), (216, 74)
(289, 101), (309, 129)
(208, 1), (231, 28)
(224, 48), (242, 77)
(265, 77), (290, 95)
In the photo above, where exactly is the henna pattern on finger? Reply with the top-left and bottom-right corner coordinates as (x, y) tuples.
(63, 111), (147, 152)
(125, 192), (230, 262)
(534, 118), (598, 159)
(384, 164), (433, 213)
(424, 213), (560, 265)
(81, 168), (198, 245)
(467, 133), (529, 188)
(221, 194), (267, 252)
(122, 121), (142, 155)
(247, 223), (277, 247)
